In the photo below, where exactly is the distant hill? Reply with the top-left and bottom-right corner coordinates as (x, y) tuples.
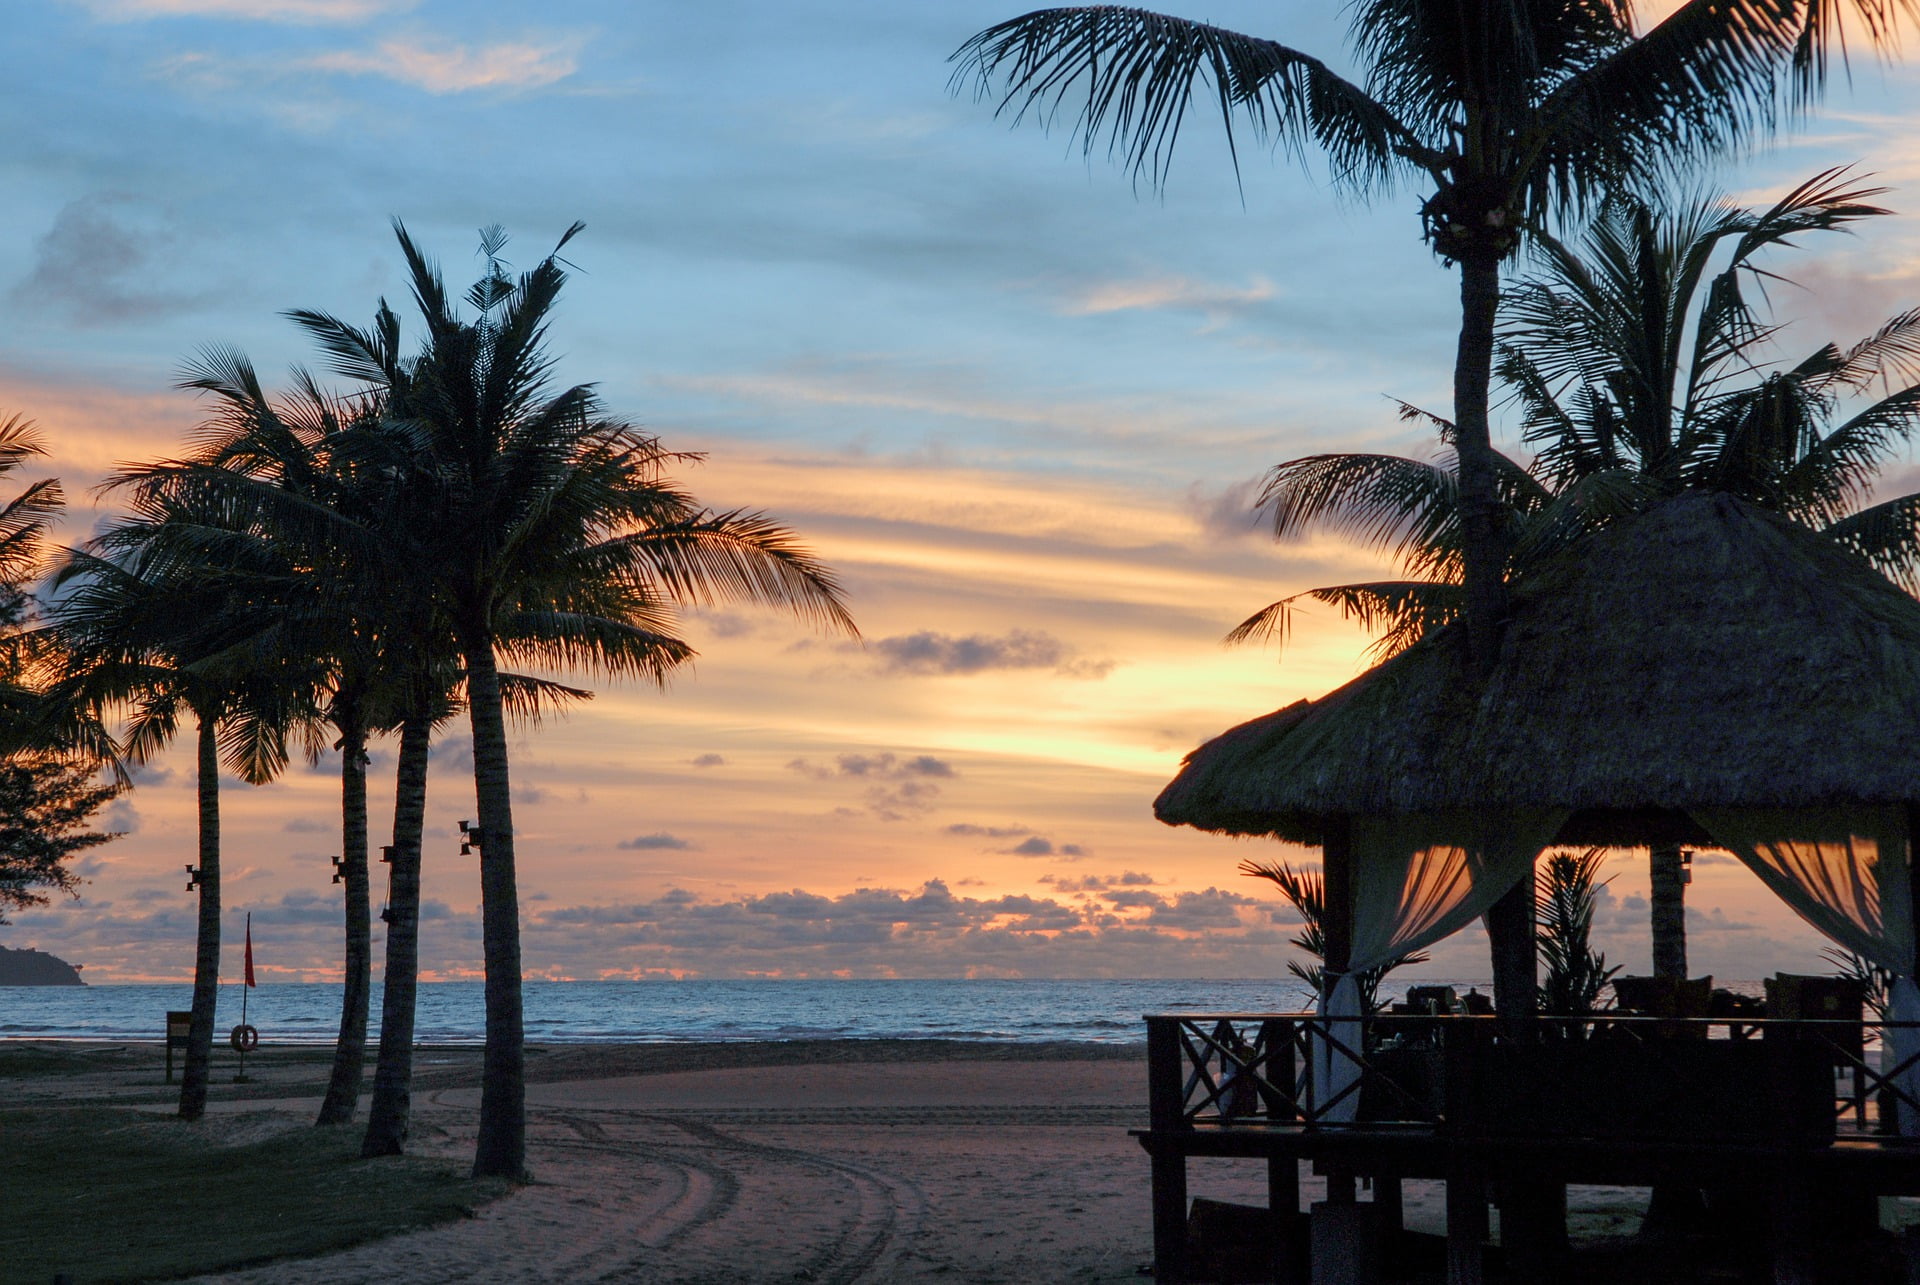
(0, 945), (85, 986)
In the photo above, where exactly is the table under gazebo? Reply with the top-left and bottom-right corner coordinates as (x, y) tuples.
(1146, 493), (1920, 1285)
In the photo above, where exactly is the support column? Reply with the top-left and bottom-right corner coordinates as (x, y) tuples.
(1445, 1166), (1487, 1285)
(1321, 817), (1356, 1205)
(1146, 1017), (1189, 1283)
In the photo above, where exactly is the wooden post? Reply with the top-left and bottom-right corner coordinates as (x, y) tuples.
(1262, 1017), (1303, 1265)
(1146, 1017), (1190, 1283)
(1442, 1016), (1487, 1285)
(1373, 1175), (1403, 1231)
(1770, 1170), (1815, 1285)
(1445, 1165), (1487, 1285)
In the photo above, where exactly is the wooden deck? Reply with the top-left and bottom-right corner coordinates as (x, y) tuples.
(1138, 1012), (1920, 1284)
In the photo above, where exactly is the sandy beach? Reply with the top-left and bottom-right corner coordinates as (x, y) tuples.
(10, 1039), (1704, 1283)
(12, 1040), (1301, 1283)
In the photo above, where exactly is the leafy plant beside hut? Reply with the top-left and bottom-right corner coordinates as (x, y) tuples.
(1535, 848), (1619, 1032)
(1823, 947), (1894, 1022)
(1240, 858), (1428, 1022)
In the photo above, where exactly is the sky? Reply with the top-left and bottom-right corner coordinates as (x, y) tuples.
(6, 0), (1920, 985)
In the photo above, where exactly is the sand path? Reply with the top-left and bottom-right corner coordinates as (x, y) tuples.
(194, 1057), (1284, 1284)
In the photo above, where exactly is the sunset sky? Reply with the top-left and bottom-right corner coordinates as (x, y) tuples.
(7, 0), (1920, 985)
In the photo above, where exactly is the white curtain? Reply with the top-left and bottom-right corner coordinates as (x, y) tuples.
(1311, 808), (1568, 1122)
(1691, 805), (1920, 1135)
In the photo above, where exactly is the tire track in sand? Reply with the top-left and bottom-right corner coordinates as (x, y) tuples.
(196, 1099), (927, 1285)
(638, 1113), (928, 1284)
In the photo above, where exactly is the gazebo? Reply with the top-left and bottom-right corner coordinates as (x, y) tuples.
(1144, 491), (1920, 1283)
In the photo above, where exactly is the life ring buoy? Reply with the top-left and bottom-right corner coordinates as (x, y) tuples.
(229, 1023), (259, 1053)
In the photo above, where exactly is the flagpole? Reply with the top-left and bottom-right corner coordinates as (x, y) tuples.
(236, 911), (253, 1083)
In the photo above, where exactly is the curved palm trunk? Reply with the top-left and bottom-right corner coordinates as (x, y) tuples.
(1453, 254), (1511, 679)
(362, 710), (431, 1157)
(1456, 254), (1537, 1029)
(317, 720), (371, 1126)
(179, 712), (221, 1120)
(463, 640), (526, 1180)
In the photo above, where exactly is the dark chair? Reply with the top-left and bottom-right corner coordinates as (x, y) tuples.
(1611, 975), (1713, 1039)
(1765, 973), (1867, 1124)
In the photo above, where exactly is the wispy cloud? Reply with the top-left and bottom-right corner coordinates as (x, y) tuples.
(1002, 836), (1089, 859)
(303, 36), (580, 93)
(11, 194), (213, 326)
(786, 752), (955, 821)
(1057, 274), (1276, 321)
(618, 833), (694, 851)
(864, 629), (1115, 679)
(74, 0), (413, 21)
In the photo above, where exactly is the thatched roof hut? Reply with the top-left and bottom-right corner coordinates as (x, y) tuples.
(1155, 491), (1920, 847)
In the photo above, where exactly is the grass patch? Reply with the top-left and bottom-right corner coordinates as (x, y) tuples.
(1, 1107), (509, 1283)
(0, 1044), (139, 1078)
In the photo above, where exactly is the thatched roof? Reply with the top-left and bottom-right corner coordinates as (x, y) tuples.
(1156, 492), (1920, 844)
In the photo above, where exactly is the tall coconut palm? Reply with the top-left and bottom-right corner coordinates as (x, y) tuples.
(127, 342), (603, 1157)
(954, 0), (1912, 1031)
(289, 221), (859, 1179)
(955, 0), (1909, 677)
(154, 352), (390, 1127)
(1506, 170), (1920, 977)
(1234, 170), (1920, 648)
(49, 528), (304, 1120)
(1236, 174), (1920, 982)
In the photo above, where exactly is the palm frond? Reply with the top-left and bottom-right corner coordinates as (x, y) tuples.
(951, 7), (1416, 192)
(1228, 580), (1458, 663)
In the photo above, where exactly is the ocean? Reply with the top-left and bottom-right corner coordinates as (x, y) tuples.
(0, 977), (1445, 1044)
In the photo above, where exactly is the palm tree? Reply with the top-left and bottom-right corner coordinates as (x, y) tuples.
(129, 336), (603, 1157)
(1236, 173), (1920, 986)
(289, 221), (859, 1179)
(108, 352), (404, 1127)
(1501, 169), (1920, 977)
(1235, 172), (1920, 646)
(49, 527), (304, 1120)
(954, 0), (1909, 679)
(954, 1), (1911, 1039)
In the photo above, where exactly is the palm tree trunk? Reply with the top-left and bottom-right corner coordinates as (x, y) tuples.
(1453, 253), (1510, 680)
(362, 709), (430, 1157)
(1485, 864), (1538, 1032)
(1649, 843), (1688, 978)
(317, 719), (371, 1126)
(178, 711), (221, 1120)
(463, 639), (526, 1180)
(1456, 253), (1536, 1029)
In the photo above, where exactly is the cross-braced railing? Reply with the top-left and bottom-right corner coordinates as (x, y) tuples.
(1146, 1012), (1459, 1132)
(1144, 1012), (1920, 1143)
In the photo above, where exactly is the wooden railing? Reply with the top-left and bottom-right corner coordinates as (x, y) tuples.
(1143, 1012), (1920, 1143)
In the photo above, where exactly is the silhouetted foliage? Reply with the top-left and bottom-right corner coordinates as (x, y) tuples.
(1238, 858), (1427, 1017)
(0, 754), (121, 922)
(1536, 848), (1620, 1024)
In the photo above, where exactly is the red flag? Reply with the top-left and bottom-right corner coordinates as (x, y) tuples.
(244, 913), (256, 988)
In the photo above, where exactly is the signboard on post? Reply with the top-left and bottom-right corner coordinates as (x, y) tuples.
(164, 1010), (191, 1083)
